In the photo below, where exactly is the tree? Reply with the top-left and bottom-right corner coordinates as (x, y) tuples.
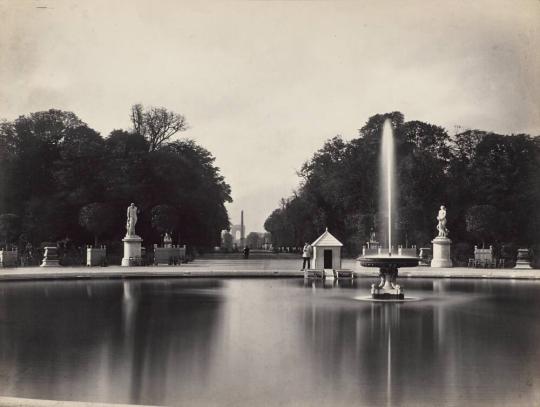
(0, 213), (19, 247)
(0, 107), (231, 252)
(4, 110), (86, 207)
(449, 133), (540, 245)
(102, 130), (151, 205)
(0, 110), (89, 243)
(151, 204), (179, 235)
(130, 104), (188, 151)
(264, 205), (295, 248)
(154, 140), (231, 246)
(465, 205), (502, 248)
(265, 111), (540, 257)
(13, 109), (85, 145)
(246, 232), (261, 249)
(79, 203), (115, 246)
(0, 121), (15, 214)
(401, 120), (451, 160)
(222, 231), (233, 251)
(49, 126), (108, 240)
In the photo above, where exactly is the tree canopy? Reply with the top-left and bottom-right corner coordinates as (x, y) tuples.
(79, 203), (115, 246)
(130, 104), (188, 151)
(265, 112), (540, 262)
(0, 108), (231, 253)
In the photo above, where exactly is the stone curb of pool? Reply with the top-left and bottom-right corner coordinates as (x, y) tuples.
(0, 267), (539, 281)
(0, 396), (160, 407)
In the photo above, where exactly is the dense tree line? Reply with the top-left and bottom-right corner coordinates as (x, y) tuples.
(264, 112), (540, 264)
(0, 107), (231, 258)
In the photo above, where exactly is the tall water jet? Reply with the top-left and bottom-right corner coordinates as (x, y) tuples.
(380, 119), (395, 254)
(358, 119), (418, 300)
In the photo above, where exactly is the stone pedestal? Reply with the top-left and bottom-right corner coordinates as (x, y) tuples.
(431, 237), (452, 268)
(41, 246), (60, 267)
(121, 235), (143, 267)
(323, 269), (335, 280)
(371, 266), (404, 299)
(163, 233), (172, 248)
(514, 248), (532, 269)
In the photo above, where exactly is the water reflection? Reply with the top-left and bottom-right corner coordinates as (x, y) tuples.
(0, 279), (224, 405)
(0, 278), (539, 406)
(303, 277), (356, 289)
(299, 278), (540, 407)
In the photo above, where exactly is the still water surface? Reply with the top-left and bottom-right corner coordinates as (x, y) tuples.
(0, 278), (539, 406)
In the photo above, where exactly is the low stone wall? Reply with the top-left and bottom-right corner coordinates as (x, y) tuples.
(398, 246), (417, 257)
(362, 247), (379, 256)
(87, 246), (107, 266)
(0, 396), (159, 407)
(0, 249), (18, 267)
(153, 245), (186, 265)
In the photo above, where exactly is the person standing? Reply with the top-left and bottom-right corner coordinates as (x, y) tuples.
(302, 242), (312, 270)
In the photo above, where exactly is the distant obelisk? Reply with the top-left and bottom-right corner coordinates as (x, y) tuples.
(240, 210), (245, 248)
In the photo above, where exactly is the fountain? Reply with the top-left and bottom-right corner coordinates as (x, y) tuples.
(358, 119), (419, 300)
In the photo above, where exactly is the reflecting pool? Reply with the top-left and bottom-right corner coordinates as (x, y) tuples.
(0, 278), (539, 406)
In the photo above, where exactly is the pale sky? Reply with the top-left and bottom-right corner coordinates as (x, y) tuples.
(1, 0), (539, 232)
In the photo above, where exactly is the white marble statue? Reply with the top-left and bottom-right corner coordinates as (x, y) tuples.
(163, 232), (172, 247)
(436, 205), (449, 238)
(126, 203), (139, 236)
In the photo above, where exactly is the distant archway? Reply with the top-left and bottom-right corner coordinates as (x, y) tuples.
(230, 224), (245, 246)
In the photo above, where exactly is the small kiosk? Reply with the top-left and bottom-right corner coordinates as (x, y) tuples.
(306, 228), (353, 280)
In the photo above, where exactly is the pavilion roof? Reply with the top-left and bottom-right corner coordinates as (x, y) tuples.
(311, 228), (343, 247)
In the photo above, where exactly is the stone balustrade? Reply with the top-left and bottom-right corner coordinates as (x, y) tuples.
(0, 248), (18, 267)
(153, 244), (186, 265)
(86, 245), (107, 266)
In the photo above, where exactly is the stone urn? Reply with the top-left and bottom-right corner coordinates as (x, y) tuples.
(514, 248), (532, 269)
(41, 246), (60, 267)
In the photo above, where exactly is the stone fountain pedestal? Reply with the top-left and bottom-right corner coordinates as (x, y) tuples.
(360, 255), (418, 300)
(121, 235), (143, 266)
(371, 265), (403, 299)
(431, 237), (452, 268)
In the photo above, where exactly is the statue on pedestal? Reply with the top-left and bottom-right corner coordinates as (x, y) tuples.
(436, 205), (449, 238)
(126, 203), (139, 236)
(369, 228), (376, 243)
(431, 205), (452, 267)
(122, 203), (143, 267)
(163, 232), (172, 248)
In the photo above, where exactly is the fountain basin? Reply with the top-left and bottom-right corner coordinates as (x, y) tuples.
(358, 255), (419, 269)
(358, 255), (419, 299)
(2, 277), (540, 406)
